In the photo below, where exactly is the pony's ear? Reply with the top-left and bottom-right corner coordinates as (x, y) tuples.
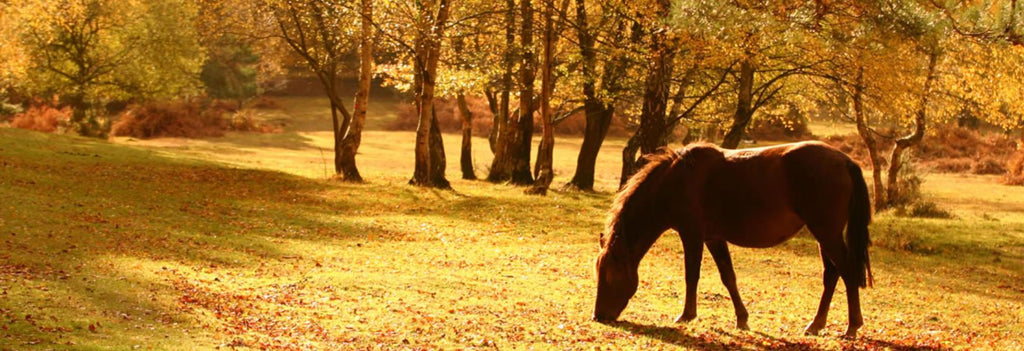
(598, 232), (606, 249)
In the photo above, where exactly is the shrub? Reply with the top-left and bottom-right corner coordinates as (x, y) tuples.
(971, 156), (1006, 175)
(229, 109), (282, 133)
(111, 100), (279, 139)
(388, 97), (497, 136)
(929, 158), (973, 173)
(1003, 149), (1024, 185)
(747, 109), (813, 141)
(822, 133), (894, 170)
(10, 104), (71, 133)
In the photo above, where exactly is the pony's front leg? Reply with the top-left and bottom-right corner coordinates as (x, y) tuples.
(674, 234), (704, 323)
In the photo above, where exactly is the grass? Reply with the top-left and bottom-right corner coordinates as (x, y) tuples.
(2, 100), (1023, 350)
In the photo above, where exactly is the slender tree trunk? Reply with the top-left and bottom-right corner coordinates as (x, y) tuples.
(527, 1), (556, 195)
(338, 0), (374, 182)
(619, 132), (642, 188)
(484, 89), (499, 152)
(411, 0), (452, 188)
(429, 109), (450, 188)
(722, 58), (755, 149)
(457, 92), (477, 180)
(329, 96), (344, 175)
(886, 51), (937, 206)
(852, 67), (886, 210)
(488, 0), (517, 182)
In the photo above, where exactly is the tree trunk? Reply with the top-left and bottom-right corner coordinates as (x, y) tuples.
(329, 97), (344, 175)
(565, 0), (613, 191)
(527, 1), (556, 195)
(511, 0), (535, 185)
(852, 67), (886, 210)
(484, 89), (499, 153)
(886, 51), (937, 206)
(487, 0), (517, 183)
(429, 110), (450, 188)
(619, 132), (642, 188)
(410, 0), (452, 188)
(457, 92), (476, 180)
(722, 58), (755, 149)
(67, 91), (99, 137)
(338, 0), (374, 182)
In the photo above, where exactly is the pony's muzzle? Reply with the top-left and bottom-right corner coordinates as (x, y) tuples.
(592, 313), (617, 324)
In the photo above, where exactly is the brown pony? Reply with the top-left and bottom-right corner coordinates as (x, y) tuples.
(593, 141), (873, 338)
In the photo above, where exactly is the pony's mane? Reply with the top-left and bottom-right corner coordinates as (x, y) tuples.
(602, 143), (720, 251)
(603, 149), (679, 250)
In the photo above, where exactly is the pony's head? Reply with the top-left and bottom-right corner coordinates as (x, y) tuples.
(593, 150), (684, 322)
(593, 234), (638, 322)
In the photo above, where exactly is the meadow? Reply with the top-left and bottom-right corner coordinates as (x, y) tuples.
(1, 97), (1022, 350)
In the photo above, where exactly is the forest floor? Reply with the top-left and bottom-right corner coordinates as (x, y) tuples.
(1, 97), (1022, 350)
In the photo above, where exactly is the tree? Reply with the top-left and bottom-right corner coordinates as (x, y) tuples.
(12, 0), (204, 137)
(260, 0), (372, 182)
(409, 0), (453, 188)
(619, 0), (677, 184)
(0, 3), (28, 98)
(563, 0), (633, 191)
(802, 0), (954, 210)
(489, 0), (536, 185)
(526, 0), (562, 195)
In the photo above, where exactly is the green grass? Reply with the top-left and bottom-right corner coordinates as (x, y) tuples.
(2, 106), (1023, 350)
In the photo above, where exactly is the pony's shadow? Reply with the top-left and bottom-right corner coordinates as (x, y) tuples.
(607, 320), (816, 350)
(610, 320), (947, 351)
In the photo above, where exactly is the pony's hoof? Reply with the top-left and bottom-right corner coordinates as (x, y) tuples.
(803, 324), (824, 336)
(843, 328), (859, 339)
(674, 312), (696, 323)
(737, 321), (750, 330)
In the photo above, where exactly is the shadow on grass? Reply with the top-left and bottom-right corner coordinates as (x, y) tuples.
(608, 320), (821, 350)
(611, 320), (948, 351)
(855, 337), (948, 351)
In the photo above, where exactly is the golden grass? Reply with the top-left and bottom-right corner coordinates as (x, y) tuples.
(2, 103), (1023, 350)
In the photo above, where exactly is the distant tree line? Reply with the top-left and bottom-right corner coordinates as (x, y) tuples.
(3, 0), (1024, 207)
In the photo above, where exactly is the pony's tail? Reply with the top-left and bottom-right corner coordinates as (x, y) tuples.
(846, 160), (874, 288)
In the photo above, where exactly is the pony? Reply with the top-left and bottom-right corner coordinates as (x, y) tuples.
(593, 141), (873, 338)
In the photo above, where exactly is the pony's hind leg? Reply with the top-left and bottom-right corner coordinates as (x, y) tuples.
(804, 245), (840, 336)
(706, 240), (749, 330)
(806, 224), (864, 338)
(674, 233), (704, 323)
